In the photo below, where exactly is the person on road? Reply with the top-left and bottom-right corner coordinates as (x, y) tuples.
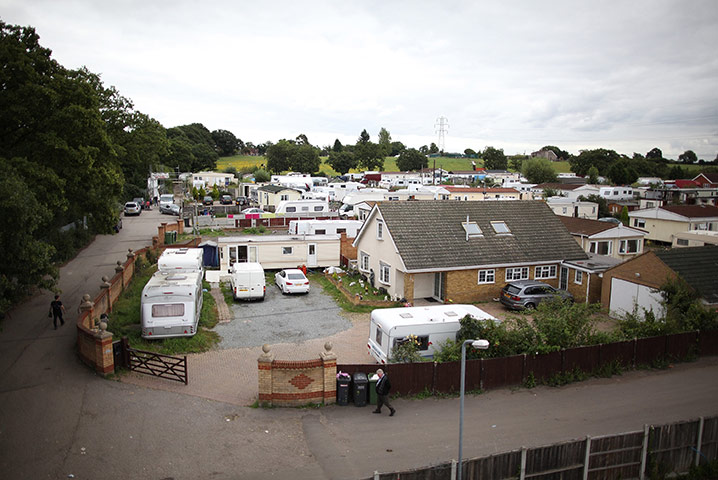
(372, 369), (395, 416)
(50, 294), (66, 330)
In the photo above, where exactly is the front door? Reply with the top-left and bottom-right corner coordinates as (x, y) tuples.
(433, 272), (445, 301)
(307, 244), (317, 267)
(559, 266), (568, 290)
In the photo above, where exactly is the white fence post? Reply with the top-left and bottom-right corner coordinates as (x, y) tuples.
(450, 459), (457, 480)
(695, 416), (705, 467)
(374, 470), (380, 480)
(583, 435), (592, 480)
(640, 424), (650, 480)
(520, 447), (527, 480)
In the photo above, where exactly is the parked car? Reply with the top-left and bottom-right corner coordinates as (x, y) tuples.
(241, 207), (265, 214)
(124, 202), (141, 216)
(203, 196), (214, 206)
(220, 194), (233, 205)
(235, 196), (248, 206)
(598, 217), (622, 225)
(133, 197), (146, 210)
(161, 204), (181, 216)
(499, 280), (572, 310)
(275, 269), (310, 294)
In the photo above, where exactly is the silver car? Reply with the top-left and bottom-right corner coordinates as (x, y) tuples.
(124, 202), (141, 216)
(500, 280), (572, 310)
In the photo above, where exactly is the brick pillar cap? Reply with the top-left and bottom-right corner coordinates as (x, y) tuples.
(258, 344), (274, 362)
(320, 341), (336, 361)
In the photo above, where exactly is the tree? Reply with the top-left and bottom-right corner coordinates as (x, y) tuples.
(355, 141), (385, 171)
(396, 148), (428, 172)
(265, 139), (294, 173)
(678, 150), (697, 164)
(541, 145), (570, 160)
(569, 148), (620, 176)
(464, 148), (476, 157)
(378, 127), (391, 157)
(190, 143), (218, 171)
(482, 146), (508, 170)
(332, 139), (343, 152)
(253, 169), (270, 182)
(290, 144), (321, 173)
(295, 133), (310, 146)
(211, 129), (241, 156)
(419, 145), (429, 154)
(668, 165), (685, 180)
(358, 129), (370, 144)
(429, 143), (439, 154)
(522, 157), (557, 184)
(389, 141), (406, 156)
(587, 166), (600, 184)
(508, 155), (524, 172)
(327, 151), (357, 175)
(607, 160), (638, 185)
(646, 147), (663, 160)
(620, 206), (629, 225)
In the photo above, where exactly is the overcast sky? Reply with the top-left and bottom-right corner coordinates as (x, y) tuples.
(3, 0), (718, 159)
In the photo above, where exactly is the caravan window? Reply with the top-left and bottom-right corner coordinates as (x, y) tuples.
(152, 304), (185, 318)
(375, 328), (383, 346)
(393, 335), (430, 351)
(286, 207), (297, 212)
(315, 229), (326, 234)
(313, 206), (323, 211)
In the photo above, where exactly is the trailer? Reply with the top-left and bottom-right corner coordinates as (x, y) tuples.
(367, 304), (499, 364)
(217, 234), (340, 271)
(275, 199), (329, 214)
(157, 248), (204, 273)
(288, 219), (363, 237)
(141, 270), (203, 339)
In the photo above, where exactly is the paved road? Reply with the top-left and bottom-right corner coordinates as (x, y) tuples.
(1, 209), (716, 480)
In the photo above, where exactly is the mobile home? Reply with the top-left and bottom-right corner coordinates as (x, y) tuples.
(218, 234), (340, 271)
(288, 219), (363, 237)
(367, 304), (499, 364)
(229, 262), (266, 301)
(275, 199), (330, 214)
(141, 270), (203, 339)
(157, 248), (204, 273)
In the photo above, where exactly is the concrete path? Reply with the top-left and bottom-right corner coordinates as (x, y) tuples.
(1, 209), (716, 480)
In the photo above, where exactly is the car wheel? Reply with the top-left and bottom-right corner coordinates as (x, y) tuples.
(525, 302), (536, 310)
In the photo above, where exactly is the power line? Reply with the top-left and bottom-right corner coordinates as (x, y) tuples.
(434, 116), (449, 152)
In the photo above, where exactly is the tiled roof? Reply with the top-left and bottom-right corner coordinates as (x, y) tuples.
(558, 216), (616, 236)
(661, 205), (718, 218)
(655, 246), (718, 304)
(257, 185), (298, 193)
(376, 201), (588, 271)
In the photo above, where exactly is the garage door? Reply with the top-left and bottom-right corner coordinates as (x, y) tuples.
(609, 278), (664, 319)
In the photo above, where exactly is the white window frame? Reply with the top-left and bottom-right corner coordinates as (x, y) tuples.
(574, 270), (583, 284)
(535, 265), (557, 279)
(360, 251), (370, 272)
(280, 194), (289, 201)
(491, 221), (511, 234)
(376, 220), (384, 240)
(619, 239), (640, 254)
(379, 262), (390, 285)
(589, 240), (612, 255)
(505, 267), (529, 281)
(634, 219), (646, 228)
(478, 269), (495, 284)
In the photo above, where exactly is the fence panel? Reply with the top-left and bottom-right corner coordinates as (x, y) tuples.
(635, 335), (667, 366)
(698, 329), (718, 356)
(563, 345), (600, 374)
(482, 355), (524, 390)
(650, 419), (701, 475)
(434, 361), (461, 393)
(701, 416), (718, 462)
(526, 440), (585, 479)
(525, 351), (562, 383)
(599, 339), (635, 368)
(666, 331), (698, 361)
(588, 431), (643, 480)
(386, 362), (434, 396)
(465, 450), (521, 480)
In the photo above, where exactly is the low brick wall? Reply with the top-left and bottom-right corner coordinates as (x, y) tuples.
(257, 343), (337, 407)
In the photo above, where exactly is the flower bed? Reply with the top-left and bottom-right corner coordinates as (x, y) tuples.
(323, 272), (400, 307)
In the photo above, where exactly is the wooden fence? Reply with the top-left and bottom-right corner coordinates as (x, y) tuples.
(338, 330), (718, 396)
(367, 416), (718, 480)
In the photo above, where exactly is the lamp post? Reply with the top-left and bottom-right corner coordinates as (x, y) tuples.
(458, 338), (489, 480)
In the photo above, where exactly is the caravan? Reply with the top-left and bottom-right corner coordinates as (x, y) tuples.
(229, 262), (266, 301)
(275, 199), (329, 214)
(288, 219), (363, 237)
(367, 304), (498, 364)
(141, 247), (205, 339)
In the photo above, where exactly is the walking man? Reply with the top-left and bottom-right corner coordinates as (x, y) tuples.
(372, 369), (395, 416)
(50, 294), (65, 330)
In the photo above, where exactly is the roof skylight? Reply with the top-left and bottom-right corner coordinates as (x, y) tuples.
(491, 221), (511, 234)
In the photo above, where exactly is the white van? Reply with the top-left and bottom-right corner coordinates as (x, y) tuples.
(141, 270), (203, 339)
(367, 304), (499, 364)
(158, 248), (203, 273)
(229, 262), (266, 301)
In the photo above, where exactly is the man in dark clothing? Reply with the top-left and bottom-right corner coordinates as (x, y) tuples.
(372, 369), (395, 416)
(50, 295), (65, 330)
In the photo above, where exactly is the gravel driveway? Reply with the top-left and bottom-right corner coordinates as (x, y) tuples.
(214, 278), (352, 349)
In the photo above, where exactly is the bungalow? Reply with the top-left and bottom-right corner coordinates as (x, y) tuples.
(692, 172), (718, 189)
(601, 246), (718, 319)
(191, 172), (236, 190)
(559, 216), (647, 261)
(628, 205), (718, 244)
(352, 200), (589, 304)
(546, 197), (599, 219)
(256, 185), (303, 212)
(444, 186), (525, 201)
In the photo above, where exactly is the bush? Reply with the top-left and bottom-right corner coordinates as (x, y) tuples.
(390, 334), (422, 363)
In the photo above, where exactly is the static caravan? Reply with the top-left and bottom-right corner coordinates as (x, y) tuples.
(157, 248), (204, 273)
(288, 219), (363, 237)
(218, 234), (340, 271)
(275, 199), (329, 214)
(141, 270), (203, 339)
(367, 304), (499, 364)
(229, 262), (266, 301)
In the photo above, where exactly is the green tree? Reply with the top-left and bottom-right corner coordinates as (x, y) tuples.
(464, 148), (476, 156)
(678, 150), (697, 164)
(211, 129), (241, 156)
(607, 160), (638, 185)
(429, 143), (439, 154)
(541, 145), (570, 160)
(327, 151), (357, 175)
(668, 165), (685, 180)
(646, 147), (663, 160)
(481, 146), (508, 170)
(378, 127), (392, 157)
(508, 155), (524, 172)
(569, 148), (620, 176)
(358, 129), (370, 144)
(522, 157), (557, 183)
(332, 139), (343, 152)
(396, 148), (428, 172)
(587, 166), (600, 184)
(578, 194), (610, 218)
(191, 143), (219, 171)
(290, 144), (321, 173)
(265, 139), (294, 173)
(355, 135), (384, 171)
(389, 141), (406, 156)
(295, 133), (310, 146)
(253, 169), (270, 182)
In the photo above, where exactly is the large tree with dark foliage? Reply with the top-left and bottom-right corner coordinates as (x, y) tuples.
(481, 146), (508, 170)
(396, 148), (428, 171)
(212, 129), (243, 156)
(569, 148), (621, 176)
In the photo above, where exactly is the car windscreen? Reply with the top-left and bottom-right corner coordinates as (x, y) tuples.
(287, 274), (306, 280)
(504, 285), (521, 295)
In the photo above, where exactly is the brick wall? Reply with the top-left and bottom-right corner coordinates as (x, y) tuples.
(444, 266), (563, 303)
(257, 344), (337, 407)
(600, 252), (675, 307)
(339, 232), (357, 263)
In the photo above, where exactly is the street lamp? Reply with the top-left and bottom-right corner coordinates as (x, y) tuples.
(458, 338), (489, 480)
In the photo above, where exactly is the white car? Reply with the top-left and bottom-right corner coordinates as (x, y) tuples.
(241, 207), (265, 214)
(274, 269), (310, 294)
(161, 203), (181, 215)
(124, 202), (141, 216)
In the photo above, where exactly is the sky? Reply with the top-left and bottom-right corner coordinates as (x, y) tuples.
(3, 0), (718, 160)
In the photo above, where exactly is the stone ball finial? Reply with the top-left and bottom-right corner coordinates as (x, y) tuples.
(99, 321), (107, 332)
(324, 342), (333, 353)
(262, 344), (271, 354)
(116, 260), (122, 267)
(101, 275), (109, 283)
(82, 293), (91, 302)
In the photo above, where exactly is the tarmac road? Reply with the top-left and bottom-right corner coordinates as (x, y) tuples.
(0, 208), (716, 480)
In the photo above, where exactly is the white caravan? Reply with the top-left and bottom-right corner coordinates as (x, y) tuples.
(275, 199), (330, 214)
(157, 248), (203, 273)
(367, 304), (499, 364)
(288, 219), (363, 237)
(229, 262), (266, 301)
(141, 270), (203, 339)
